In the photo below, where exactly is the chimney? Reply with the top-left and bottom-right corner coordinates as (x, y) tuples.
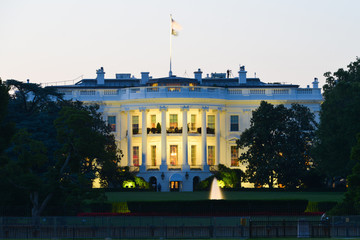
(238, 65), (247, 84)
(96, 67), (105, 85)
(141, 72), (150, 85)
(312, 77), (319, 88)
(194, 68), (203, 84)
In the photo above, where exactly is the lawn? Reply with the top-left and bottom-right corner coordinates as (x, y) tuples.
(106, 191), (345, 203)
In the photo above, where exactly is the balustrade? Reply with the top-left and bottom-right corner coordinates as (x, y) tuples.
(59, 85), (322, 101)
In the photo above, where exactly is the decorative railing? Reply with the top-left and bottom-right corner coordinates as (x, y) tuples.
(57, 86), (322, 101)
(132, 128), (142, 135)
(190, 165), (203, 170)
(146, 165), (160, 171)
(146, 128), (161, 134)
(166, 127), (183, 134)
(168, 165), (182, 170)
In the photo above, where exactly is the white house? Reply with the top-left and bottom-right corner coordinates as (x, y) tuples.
(54, 66), (322, 192)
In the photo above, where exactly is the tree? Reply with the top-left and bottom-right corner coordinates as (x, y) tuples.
(237, 101), (316, 188)
(329, 134), (360, 215)
(0, 80), (120, 217)
(314, 58), (360, 181)
(0, 79), (14, 156)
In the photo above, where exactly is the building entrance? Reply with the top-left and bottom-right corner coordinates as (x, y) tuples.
(170, 181), (181, 191)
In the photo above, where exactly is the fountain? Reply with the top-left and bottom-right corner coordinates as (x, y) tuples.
(209, 177), (224, 200)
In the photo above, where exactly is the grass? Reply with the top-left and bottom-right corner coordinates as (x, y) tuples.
(106, 191), (345, 203)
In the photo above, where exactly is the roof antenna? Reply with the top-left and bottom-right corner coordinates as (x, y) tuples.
(254, 72), (256, 78)
(184, 70), (188, 77)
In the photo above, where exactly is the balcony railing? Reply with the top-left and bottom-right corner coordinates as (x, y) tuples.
(168, 165), (182, 170)
(58, 86), (322, 101)
(190, 165), (203, 170)
(132, 128), (142, 135)
(166, 127), (183, 134)
(146, 165), (160, 171)
(146, 128), (161, 134)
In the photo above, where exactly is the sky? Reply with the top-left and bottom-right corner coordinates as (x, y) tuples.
(1, 0), (360, 88)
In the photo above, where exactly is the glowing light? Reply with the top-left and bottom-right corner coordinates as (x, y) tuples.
(217, 180), (225, 188)
(123, 180), (135, 188)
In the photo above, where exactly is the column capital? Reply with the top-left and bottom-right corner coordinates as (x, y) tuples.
(159, 106), (168, 112)
(201, 106), (209, 111)
(180, 105), (189, 111)
(139, 107), (149, 112)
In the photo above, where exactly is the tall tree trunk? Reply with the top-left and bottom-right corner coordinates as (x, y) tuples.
(30, 191), (53, 218)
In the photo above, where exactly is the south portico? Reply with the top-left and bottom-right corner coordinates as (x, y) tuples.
(117, 104), (223, 191)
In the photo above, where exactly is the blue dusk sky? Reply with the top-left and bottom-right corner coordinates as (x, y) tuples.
(1, 0), (359, 88)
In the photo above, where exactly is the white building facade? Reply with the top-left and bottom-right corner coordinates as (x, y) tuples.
(55, 66), (322, 192)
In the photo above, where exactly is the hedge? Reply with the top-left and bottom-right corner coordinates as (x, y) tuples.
(125, 199), (308, 215)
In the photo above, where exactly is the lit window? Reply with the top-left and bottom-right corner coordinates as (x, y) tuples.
(132, 116), (139, 134)
(151, 115), (156, 128)
(151, 145), (156, 166)
(133, 146), (139, 166)
(170, 145), (178, 165)
(191, 145), (196, 166)
(230, 115), (239, 131)
(108, 116), (116, 132)
(208, 115), (215, 129)
(208, 115), (215, 134)
(170, 114), (178, 129)
(231, 146), (239, 166)
(208, 146), (215, 165)
(191, 114), (196, 131)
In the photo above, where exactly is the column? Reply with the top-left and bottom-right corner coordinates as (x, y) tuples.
(160, 106), (168, 171)
(181, 106), (190, 171)
(127, 110), (132, 167)
(215, 108), (221, 166)
(117, 111), (122, 140)
(140, 108), (147, 172)
(201, 106), (209, 171)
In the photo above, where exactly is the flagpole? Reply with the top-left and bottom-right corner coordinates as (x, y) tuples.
(169, 14), (173, 77)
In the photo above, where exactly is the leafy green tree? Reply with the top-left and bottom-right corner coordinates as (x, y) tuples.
(0, 79), (14, 156)
(237, 101), (316, 188)
(329, 134), (360, 215)
(314, 58), (360, 181)
(0, 80), (120, 217)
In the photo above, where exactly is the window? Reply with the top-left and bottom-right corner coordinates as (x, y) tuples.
(208, 146), (215, 165)
(170, 145), (178, 165)
(108, 116), (116, 132)
(230, 115), (239, 131)
(151, 115), (156, 128)
(231, 146), (239, 166)
(170, 114), (178, 129)
(133, 146), (139, 166)
(191, 145), (196, 166)
(132, 116), (139, 134)
(190, 114), (196, 131)
(207, 115), (215, 134)
(208, 115), (215, 129)
(151, 145), (156, 166)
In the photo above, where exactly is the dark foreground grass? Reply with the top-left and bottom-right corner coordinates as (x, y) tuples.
(106, 191), (344, 203)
